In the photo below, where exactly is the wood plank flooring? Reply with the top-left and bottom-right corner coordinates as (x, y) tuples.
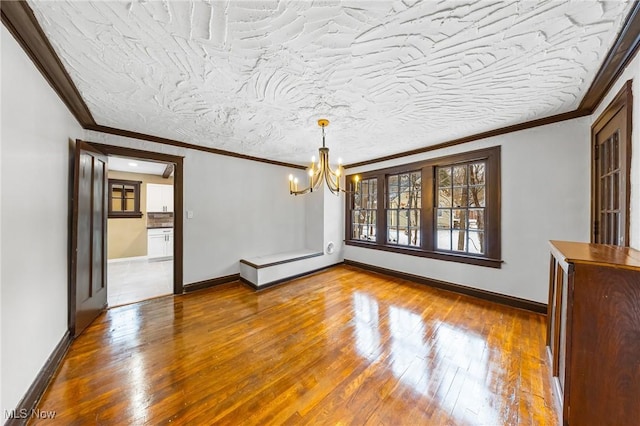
(32, 265), (559, 425)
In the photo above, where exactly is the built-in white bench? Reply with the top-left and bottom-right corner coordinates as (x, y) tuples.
(239, 249), (326, 289)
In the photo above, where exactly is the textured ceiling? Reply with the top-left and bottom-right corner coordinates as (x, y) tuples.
(28, 0), (632, 165)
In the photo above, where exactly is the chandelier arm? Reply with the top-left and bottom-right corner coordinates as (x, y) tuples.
(327, 169), (343, 194)
(290, 185), (313, 196)
(324, 172), (340, 193)
(327, 182), (341, 195)
(290, 173), (345, 196)
(326, 170), (338, 185)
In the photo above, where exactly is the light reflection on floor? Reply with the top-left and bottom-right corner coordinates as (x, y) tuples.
(389, 305), (430, 393)
(353, 292), (382, 361)
(352, 292), (499, 425)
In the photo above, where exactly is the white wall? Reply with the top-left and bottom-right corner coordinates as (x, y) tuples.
(84, 130), (308, 284)
(291, 170), (345, 267)
(303, 186), (324, 250)
(323, 182), (345, 265)
(0, 24), (4, 413)
(1, 26), (84, 413)
(591, 53), (640, 250)
(303, 183), (346, 269)
(344, 117), (591, 303)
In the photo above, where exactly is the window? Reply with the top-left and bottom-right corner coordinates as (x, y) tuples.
(352, 177), (377, 242)
(346, 146), (501, 268)
(436, 162), (485, 254)
(108, 179), (142, 218)
(386, 171), (421, 247)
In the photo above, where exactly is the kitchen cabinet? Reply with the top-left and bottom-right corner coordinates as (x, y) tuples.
(147, 228), (173, 259)
(147, 183), (173, 212)
(548, 240), (640, 426)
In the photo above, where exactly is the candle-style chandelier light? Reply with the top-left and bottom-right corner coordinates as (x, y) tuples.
(288, 119), (345, 196)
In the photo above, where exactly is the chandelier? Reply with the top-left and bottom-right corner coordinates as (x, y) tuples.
(289, 119), (344, 196)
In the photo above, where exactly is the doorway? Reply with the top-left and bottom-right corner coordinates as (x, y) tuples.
(70, 140), (184, 337)
(107, 156), (175, 306)
(591, 80), (632, 246)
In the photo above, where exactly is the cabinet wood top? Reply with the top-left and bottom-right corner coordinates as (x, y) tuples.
(550, 240), (640, 270)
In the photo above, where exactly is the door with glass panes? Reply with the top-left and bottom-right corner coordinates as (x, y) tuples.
(592, 81), (631, 246)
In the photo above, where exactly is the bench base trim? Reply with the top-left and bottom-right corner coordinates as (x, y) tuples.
(240, 263), (343, 290)
(239, 251), (324, 269)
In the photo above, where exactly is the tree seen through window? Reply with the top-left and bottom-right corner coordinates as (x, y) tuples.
(436, 162), (485, 254)
(387, 171), (421, 247)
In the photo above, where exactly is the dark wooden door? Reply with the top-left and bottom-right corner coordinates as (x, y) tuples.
(70, 141), (108, 337)
(594, 123), (625, 244)
(592, 81), (631, 246)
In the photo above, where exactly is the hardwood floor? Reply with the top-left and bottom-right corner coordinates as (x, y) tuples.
(32, 265), (558, 425)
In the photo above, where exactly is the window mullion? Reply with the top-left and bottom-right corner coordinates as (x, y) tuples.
(345, 181), (356, 239)
(377, 173), (385, 245)
(120, 185), (126, 212)
(423, 166), (434, 251)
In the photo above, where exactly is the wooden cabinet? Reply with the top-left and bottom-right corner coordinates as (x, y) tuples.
(146, 183), (173, 212)
(548, 241), (640, 426)
(147, 228), (173, 259)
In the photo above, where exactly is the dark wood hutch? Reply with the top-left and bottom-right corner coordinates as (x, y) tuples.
(547, 240), (640, 425)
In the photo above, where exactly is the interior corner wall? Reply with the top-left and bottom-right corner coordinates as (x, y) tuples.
(303, 186), (324, 251)
(1, 26), (84, 413)
(344, 117), (591, 303)
(84, 130), (307, 284)
(591, 52), (640, 250)
(301, 181), (346, 268)
(323, 182), (345, 264)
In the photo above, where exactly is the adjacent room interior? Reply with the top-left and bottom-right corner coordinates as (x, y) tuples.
(2, 1), (640, 425)
(107, 156), (175, 307)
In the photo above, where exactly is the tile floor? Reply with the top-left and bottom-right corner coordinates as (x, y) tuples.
(107, 257), (173, 307)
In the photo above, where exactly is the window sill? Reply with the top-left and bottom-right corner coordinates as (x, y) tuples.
(345, 240), (503, 268)
(108, 212), (143, 219)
